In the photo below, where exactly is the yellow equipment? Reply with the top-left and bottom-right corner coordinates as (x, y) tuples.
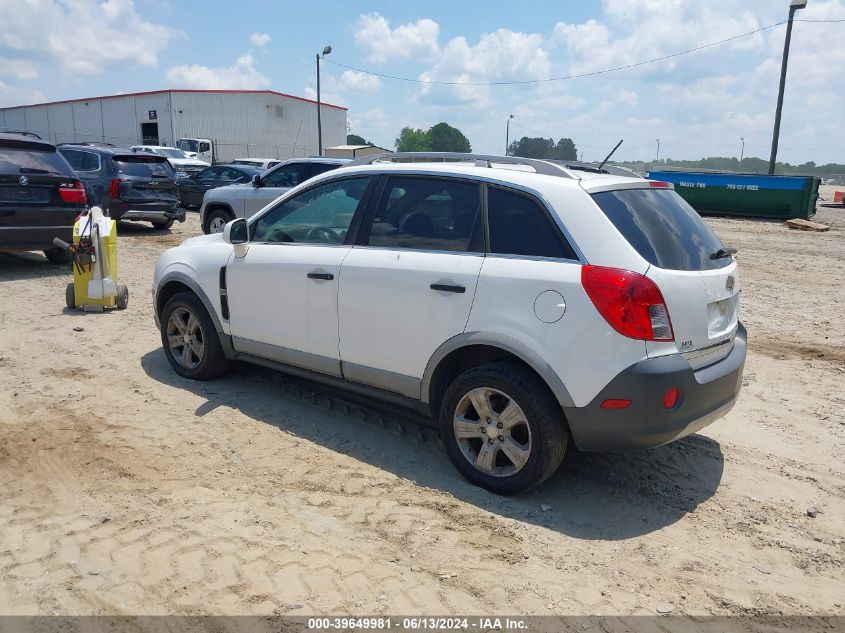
(62, 207), (128, 312)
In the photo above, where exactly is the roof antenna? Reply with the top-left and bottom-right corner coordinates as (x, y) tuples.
(598, 139), (623, 172)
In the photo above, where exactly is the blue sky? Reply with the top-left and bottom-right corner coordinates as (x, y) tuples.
(2, 0), (844, 164)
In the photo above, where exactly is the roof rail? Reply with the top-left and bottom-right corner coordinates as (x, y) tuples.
(345, 152), (579, 179)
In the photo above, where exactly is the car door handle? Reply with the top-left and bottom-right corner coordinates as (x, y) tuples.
(430, 283), (465, 294)
(307, 272), (334, 281)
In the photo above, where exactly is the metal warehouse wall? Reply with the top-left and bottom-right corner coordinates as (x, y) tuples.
(170, 92), (346, 160)
(0, 90), (346, 159)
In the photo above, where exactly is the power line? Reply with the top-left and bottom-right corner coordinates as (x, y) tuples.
(325, 18), (844, 87)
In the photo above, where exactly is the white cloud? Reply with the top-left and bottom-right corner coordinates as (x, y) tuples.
(303, 86), (347, 108)
(166, 53), (269, 89)
(0, 59), (38, 81)
(354, 13), (440, 63)
(337, 70), (382, 92)
(0, 0), (176, 75)
(250, 32), (271, 47)
(0, 80), (45, 108)
(616, 89), (638, 106)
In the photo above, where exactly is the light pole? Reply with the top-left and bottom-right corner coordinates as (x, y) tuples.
(505, 114), (514, 155)
(740, 137), (745, 163)
(655, 138), (660, 162)
(316, 45), (332, 156)
(768, 0), (807, 174)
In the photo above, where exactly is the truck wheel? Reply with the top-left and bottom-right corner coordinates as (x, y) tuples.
(439, 362), (568, 495)
(160, 291), (228, 380)
(65, 283), (76, 309)
(116, 284), (129, 310)
(152, 218), (174, 230)
(44, 247), (71, 265)
(205, 209), (233, 234)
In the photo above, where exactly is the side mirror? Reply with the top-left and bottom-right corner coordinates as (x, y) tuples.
(222, 218), (249, 257)
(251, 174), (261, 187)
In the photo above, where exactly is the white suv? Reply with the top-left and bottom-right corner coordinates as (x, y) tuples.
(153, 153), (746, 494)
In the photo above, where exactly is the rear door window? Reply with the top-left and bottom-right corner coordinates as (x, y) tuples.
(487, 186), (577, 259)
(308, 162), (341, 178)
(362, 176), (482, 252)
(112, 156), (175, 178)
(592, 188), (730, 271)
(59, 149), (100, 172)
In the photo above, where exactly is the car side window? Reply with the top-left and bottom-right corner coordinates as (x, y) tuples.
(487, 186), (577, 260)
(196, 167), (220, 182)
(263, 163), (307, 188)
(219, 167), (244, 182)
(362, 177), (482, 253)
(309, 163), (339, 178)
(252, 177), (370, 245)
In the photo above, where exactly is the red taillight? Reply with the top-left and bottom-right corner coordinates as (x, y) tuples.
(58, 180), (87, 204)
(649, 180), (670, 188)
(663, 387), (680, 409)
(601, 399), (632, 409)
(581, 265), (674, 341)
(108, 178), (121, 199)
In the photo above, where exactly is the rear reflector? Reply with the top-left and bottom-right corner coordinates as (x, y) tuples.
(58, 180), (87, 204)
(649, 180), (670, 188)
(663, 387), (680, 409)
(581, 265), (674, 341)
(601, 399), (632, 409)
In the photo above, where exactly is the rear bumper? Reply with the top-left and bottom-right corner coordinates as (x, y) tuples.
(0, 225), (74, 251)
(113, 203), (185, 223)
(565, 323), (747, 451)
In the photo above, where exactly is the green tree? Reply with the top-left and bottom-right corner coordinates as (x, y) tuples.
(347, 134), (373, 146)
(427, 122), (472, 153)
(507, 137), (554, 158)
(395, 127), (431, 152)
(553, 137), (577, 160)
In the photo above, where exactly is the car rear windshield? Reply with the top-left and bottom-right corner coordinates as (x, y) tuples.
(0, 141), (73, 177)
(113, 156), (175, 178)
(591, 188), (730, 271)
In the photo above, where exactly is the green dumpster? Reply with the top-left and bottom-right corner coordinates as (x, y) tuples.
(646, 170), (820, 219)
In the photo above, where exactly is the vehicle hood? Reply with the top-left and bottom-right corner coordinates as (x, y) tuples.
(180, 233), (225, 247)
(169, 158), (210, 167)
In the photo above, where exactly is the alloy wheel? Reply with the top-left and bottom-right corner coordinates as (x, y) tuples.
(166, 307), (205, 369)
(453, 387), (532, 477)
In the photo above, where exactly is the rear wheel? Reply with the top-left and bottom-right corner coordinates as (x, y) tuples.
(160, 291), (228, 380)
(44, 247), (71, 265)
(115, 284), (129, 310)
(152, 218), (174, 230)
(205, 208), (233, 234)
(439, 362), (567, 495)
(65, 283), (76, 309)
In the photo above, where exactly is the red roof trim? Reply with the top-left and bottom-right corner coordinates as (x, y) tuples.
(0, 89), (347, 111)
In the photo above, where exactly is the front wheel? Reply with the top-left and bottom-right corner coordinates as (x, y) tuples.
(204, 208), (233, 234)
(439, 362), (568, 495)
(160, 292), (228, 380)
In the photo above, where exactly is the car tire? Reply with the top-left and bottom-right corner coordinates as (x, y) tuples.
(43, 247), (71, 265)
(160, 291), (228, 380)
(204, 208), (233, 234)
(439, 362), (568, 495)
(152, 218), (175, 230)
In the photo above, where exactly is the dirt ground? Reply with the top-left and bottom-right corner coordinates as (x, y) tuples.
(0, 187), (843, 617)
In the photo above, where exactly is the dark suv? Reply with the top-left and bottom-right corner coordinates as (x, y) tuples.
(0, 133), (87, 264)
(58, 145), (186, 230)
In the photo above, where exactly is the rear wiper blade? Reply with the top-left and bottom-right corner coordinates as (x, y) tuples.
(710, 247), (737, 260)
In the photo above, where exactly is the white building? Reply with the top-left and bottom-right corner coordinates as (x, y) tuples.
(0, 89), (347, 162)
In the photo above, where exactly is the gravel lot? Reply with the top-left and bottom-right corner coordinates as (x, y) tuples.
(0, 188), (843, 616)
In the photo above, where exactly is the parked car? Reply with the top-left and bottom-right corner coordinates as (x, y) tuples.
(1, 130), (43, 139)
(130, 145), (209, 177)
(57, 141), (115, 148)
(0, 133), (87, 264)
(58, 144), (186, 229)
(176, 164), (262, 210)
(153, 152), (746, 494)
(199, 157), (348, 234)
(231, 158), (282, 170)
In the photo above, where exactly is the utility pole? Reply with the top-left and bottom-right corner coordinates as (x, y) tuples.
(740, 137), (745, 163)
(768, 0), (807, 174)
(316, 45), (332, 156)
(505, 114), (514, 155)
(655, 138), (660, 163)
